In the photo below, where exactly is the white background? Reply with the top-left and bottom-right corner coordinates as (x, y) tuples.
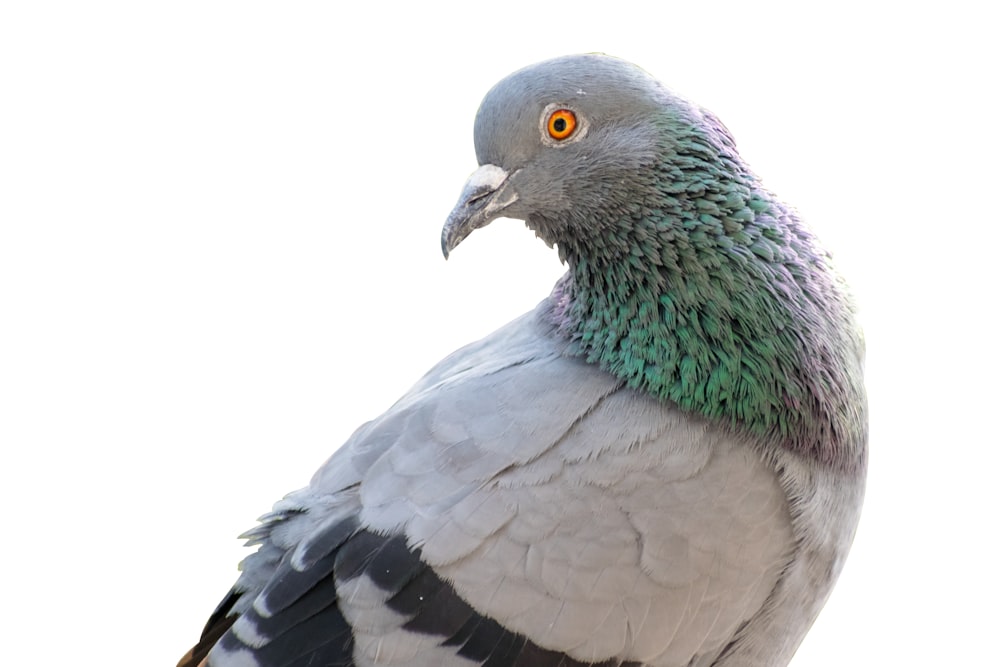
(1, 2), (996, 665)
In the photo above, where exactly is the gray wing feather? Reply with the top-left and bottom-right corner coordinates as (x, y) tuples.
(211, 305), (798, 666)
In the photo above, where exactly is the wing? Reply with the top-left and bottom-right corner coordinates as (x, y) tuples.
(181, 306), (795, 667)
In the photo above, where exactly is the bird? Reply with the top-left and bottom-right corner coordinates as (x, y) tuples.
(178, 54), (867, 667)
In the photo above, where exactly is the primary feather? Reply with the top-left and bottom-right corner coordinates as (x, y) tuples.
(179, 54), (866, 667)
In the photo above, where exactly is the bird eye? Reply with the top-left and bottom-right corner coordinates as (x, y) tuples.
(546, 109), (577, 140)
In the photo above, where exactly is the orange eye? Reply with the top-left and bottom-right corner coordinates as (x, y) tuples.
(546, 109), (577, 140)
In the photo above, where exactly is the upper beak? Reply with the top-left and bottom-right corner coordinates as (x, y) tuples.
(441, 164), (519, 258)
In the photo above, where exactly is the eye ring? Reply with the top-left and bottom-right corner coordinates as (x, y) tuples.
(546, 109), (577, 140)
(539, 104), (587, 146)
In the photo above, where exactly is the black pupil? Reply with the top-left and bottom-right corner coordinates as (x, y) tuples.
(552, 117), (567, 133)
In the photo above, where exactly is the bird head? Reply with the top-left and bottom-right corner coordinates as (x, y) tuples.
(441, 53), (733, 259)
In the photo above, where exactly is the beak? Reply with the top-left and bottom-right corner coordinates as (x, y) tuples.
(441, 164), (518, 258)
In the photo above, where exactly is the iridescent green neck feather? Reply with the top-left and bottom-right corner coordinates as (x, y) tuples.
(544, 108), (866, 468)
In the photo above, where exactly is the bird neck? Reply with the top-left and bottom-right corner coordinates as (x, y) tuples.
(548, 174), (866, 470)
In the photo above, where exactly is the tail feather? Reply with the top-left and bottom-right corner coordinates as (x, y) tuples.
(177, 591), (241, 667)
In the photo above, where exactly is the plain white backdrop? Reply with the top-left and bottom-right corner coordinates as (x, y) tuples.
(1, 2), (996, 665)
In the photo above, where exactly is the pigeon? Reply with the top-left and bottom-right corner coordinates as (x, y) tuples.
(178, 54), (867, 667)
